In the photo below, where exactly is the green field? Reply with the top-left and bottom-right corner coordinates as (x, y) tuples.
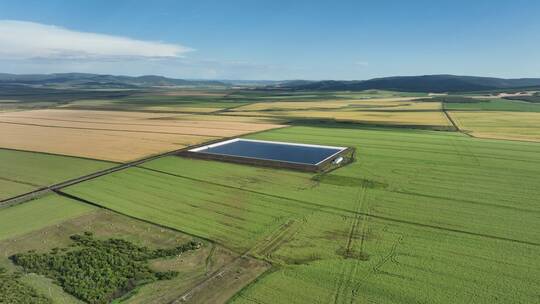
(444, 98), (540, 112)
(63, 124), (540, 303)
(0, 194), (95, 241)
(0, 149), (114, 201)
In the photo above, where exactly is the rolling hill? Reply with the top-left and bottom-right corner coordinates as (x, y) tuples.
(273, 75), (540, 92)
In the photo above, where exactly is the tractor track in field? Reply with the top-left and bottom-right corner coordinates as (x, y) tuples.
(173, 219), (301, 303)
(333, 181), (369, 304)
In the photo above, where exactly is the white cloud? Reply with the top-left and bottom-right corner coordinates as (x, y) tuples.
(0, 20), (192, 60)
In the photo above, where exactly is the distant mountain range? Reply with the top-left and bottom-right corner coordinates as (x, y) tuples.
(0, 73), (227, 88)
(271, 75), (540, 92)
(1, 73), (540, 92)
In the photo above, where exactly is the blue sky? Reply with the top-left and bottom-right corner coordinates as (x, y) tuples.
(0, 0), (538, 80)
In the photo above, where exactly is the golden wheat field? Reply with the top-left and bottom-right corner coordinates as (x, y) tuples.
(449, 111), (540, 142)
(226, 109), (450, 128)
(0, 109), (284, 162)
(232, 98), (438, 112)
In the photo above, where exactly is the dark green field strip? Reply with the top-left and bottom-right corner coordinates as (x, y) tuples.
(0, 148), (114, 201)
(444, 99), (540, 112)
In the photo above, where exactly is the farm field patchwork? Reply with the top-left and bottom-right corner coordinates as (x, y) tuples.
(225, 110), (451, 128)
(449, 111), (540, 142)
(0, 148), (113, 201)
(63, 124), (540, 303)
(0, 109), (284, 162)
(229, 98), (437, 112)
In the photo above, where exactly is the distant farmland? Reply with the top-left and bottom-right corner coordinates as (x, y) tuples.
(64, 124), (540, 304)
(449, 111), (540, 142)
(224, 98), (451, 129)
(0, 109), (284, 162)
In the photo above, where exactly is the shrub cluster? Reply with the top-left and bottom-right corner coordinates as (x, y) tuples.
(0, 267), (52, 304)
(10, 232), (201, 304)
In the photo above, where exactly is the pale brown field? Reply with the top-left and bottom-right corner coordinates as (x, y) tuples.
(449, 111), (540, 142)
(226, 109), (451, 128)
(0, 109), (284, 162)
(232, 97), (437, 112)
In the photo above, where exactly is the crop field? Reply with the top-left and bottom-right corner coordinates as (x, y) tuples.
(449, 111), (540, 142)
(226, 109), (451, 129)
(229, 98), (436, 111)
(0, 109), (284, 162)
(62, 123), (540, 303)
(0, 149), (113, 200)
(222, 98), (451, 129)
(444, 98), (540, 112)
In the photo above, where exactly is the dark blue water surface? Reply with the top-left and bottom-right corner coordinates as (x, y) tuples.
(198, 140), (342, 165)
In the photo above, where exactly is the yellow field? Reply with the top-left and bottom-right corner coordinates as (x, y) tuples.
(232, 98), (438, 112)
(449, 111), (540, 142)
(226, 109), (450, 128)
(0, 109), (284, 162)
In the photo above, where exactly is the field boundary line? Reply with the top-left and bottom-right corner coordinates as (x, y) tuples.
(0, 120), (224, 137)
(137, 166), (540, 248)
(441, 103), (473, 137)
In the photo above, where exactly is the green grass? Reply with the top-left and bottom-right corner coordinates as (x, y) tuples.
(63, 124), (540, 303)
(0, 194), (95, 241)
(64, 167), (309, 252)
(0, 149), (114, 200)
(444, 98), (540, 112)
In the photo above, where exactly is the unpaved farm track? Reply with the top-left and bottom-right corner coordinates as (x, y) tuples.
(0, 147), (186, 207)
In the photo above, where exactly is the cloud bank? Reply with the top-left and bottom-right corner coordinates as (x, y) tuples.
(0, 20), (192, 60)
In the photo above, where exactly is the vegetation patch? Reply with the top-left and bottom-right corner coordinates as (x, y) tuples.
(504, 95), (540, 103)
(10, 232), (202, 304)
(0, 267), (52, 304)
